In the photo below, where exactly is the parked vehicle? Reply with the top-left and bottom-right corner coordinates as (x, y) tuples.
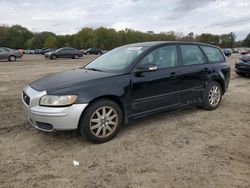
(240, 48), (250, 55)
(232, 48), (239, 53)
(0, 47), (23, 62)
(235, 54), (250, 76)
(22, 41), (230, 143)
(223, 49), (231, 57)
(84, 48), (103, 55)
(18, 49), (25, 55)
(35, 49), (43, 54)
(25, 49), (35, 54)
(41, 48), (48, 55)
(44, 47), (83, 60)
(43, 48), (56, 54)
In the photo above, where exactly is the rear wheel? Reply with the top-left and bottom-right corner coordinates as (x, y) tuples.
(79, 99), (122, 143)
(74, 54), (79, 59)
(201, 81), (222, 110)
(9, 55), (16, 62)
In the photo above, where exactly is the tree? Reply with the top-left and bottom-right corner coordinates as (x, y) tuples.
(0, 24), (241, 50)
(44, 35), (57, 48)
(0, 25), (9, 46)
(30, 32), (56, 49)
(242, 33), (250, 47)
(5, 25), (33, 49)
(196, 33), (220, 45)
(220, 32), (235, 48)
(181, 32), (195, 41)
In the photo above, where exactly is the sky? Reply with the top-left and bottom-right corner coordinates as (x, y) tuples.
(0, 0), (250, 40)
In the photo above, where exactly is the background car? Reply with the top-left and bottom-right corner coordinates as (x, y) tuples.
(239, 48), (250, 55)
(34, 49), (43, 54)
(0, 47), (23, 62)
(235, 54), (250, 76)
(223, 48), (231, 57)
(18, 49), (25, 55)
(84, 48), (103, 55)
(44, 47), (83, 60)
(43, 48), (56, 54)
(25, 49), (35, 54)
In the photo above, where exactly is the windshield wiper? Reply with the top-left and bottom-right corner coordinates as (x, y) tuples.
(84, 67), (103, 72)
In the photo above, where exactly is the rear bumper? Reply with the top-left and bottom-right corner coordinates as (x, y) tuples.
(22, 86), (88, 131)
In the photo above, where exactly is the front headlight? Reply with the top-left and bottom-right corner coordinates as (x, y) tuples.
(40, 95), (78, 107)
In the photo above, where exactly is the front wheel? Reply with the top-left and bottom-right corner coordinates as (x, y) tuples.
(9, 55), (16, 62)
(74, 54), (79, 59)
(201, 81), (222, 110)
(50, 55), (56, 60)
(79, 99), (123, 143)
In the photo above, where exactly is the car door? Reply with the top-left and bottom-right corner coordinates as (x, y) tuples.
(66, 48), (74, 58)
(130, 45), (181, 116)
(178, 44), (211, 105)
(0, 49), (5, 59)
(0, 48), (9, 59)
(56, 49), (64, 58)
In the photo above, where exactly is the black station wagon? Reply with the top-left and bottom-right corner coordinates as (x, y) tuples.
(22, 41), (230, 143)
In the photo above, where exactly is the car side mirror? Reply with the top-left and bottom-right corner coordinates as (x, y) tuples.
(134, 64), (158, 73)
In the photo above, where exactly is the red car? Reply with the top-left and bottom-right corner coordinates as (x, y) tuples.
(240, 49), (250, 55)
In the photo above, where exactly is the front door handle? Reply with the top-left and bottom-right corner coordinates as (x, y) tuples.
(203, 67), (212, 74)
(203, 68), (209, 72)
(170, 72), (176, 76)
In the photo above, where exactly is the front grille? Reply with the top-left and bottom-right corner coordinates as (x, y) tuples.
(23, 92), (30, 106)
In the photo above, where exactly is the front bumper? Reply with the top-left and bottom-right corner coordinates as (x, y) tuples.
(22, 85), (88, 131)
(235, 64), (250, 74)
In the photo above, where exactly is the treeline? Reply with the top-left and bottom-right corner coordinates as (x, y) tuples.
(0, 24), (249, 50)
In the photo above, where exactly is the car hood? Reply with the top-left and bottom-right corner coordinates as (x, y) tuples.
(44, 52), (51, 55)
(30, 68), (117, 92)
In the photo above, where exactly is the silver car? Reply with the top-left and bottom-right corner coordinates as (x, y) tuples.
(0, 47), (23, 62)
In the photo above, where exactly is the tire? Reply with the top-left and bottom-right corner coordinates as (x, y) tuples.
(50, 55), (56, 60)
(79, 99), (123, 143)
(201, 81), (222, 110)
(9, 55), (16, 62)
(74, 54), (79, 59)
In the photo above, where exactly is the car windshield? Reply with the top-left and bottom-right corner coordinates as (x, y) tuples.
(85, 46), (148, 73)
(55, 48), (63, 52)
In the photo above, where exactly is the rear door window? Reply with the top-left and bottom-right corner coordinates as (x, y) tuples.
(139, 45), (177, 69)
(201, 46), (225, 62)
(180, 45), (205, 66)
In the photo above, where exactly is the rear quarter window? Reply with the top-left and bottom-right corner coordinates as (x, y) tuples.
(201, 46), (225, 62)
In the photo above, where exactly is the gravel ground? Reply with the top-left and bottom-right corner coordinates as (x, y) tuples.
(0, 54), (249, 188)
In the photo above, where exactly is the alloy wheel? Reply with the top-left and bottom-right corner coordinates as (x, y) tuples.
(208, 86), (221, 106)
(89, 106), (118, 138)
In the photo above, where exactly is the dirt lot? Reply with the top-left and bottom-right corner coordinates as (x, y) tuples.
(0, 54), (249, 188)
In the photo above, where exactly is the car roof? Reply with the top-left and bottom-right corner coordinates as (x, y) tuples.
(125, 41), (220, 49)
